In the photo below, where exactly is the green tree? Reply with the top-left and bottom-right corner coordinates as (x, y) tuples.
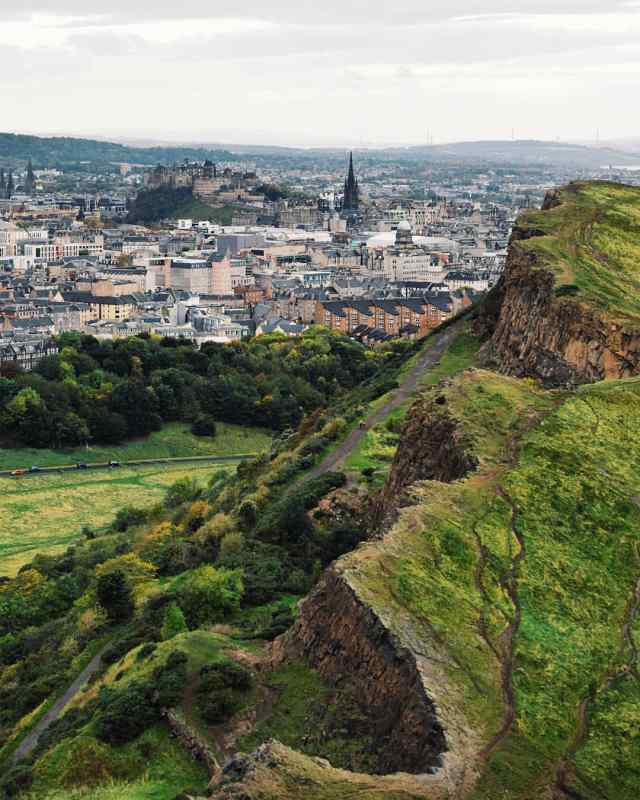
(96, 570), (134, 624)
(176, 565), (243, 628)
(161, 601), (187, 640)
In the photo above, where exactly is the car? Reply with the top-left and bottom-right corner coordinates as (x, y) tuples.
(29, 466), (42, 473)
(77, 462), (89, 470)
(11, 469), (27, 477)
(109, 460), (121, 468)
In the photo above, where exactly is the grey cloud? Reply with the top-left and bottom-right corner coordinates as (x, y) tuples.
(0, 1), (632, 24)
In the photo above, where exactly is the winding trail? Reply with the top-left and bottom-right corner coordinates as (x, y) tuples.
(553, 543), (640, 800)
(306, 322), (462, 480)
(12, 645), (109, 763)
(477, 487), (525, 760)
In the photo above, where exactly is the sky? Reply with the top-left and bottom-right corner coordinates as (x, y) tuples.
(3, 1), (640, 147)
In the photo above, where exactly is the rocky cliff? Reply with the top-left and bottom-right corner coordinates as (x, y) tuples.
(479, 181), (640, 385)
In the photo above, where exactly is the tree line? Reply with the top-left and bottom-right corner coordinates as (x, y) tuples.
(0, 328), (389, 450)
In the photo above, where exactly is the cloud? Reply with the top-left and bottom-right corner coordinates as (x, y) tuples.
(2, 3), (640, 144)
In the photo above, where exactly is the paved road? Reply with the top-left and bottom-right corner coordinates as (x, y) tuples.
(0, 453), (257, 479)
(12, 645), (109, 763)
(306, 322), (461, 480)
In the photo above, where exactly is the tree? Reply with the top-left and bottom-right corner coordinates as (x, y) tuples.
(96, 570), (134, 624)
(161, 602), (187, 641)
(191, 414), (216, 437)
(176, 565), (243, 628)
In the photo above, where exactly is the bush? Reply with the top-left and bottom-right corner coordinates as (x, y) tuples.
(96, 570), (134, 624)
(191, 415), (217, 437)
(200, 689), (239, 724)
(161, 602), (188, 641)
(164, 477), (201, 509)
(200, 660), (254, 693)
(102, 635), (143, 665)
(113, 506), (148, 532)
(176, 565), (243, 628)
(555, 283), (580, 297)
(136, 642), (157, 661)
(96, 683), (158, 744)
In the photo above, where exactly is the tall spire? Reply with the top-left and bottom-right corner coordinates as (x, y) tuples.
(343, 151), (359, 212)
(25, 158), (35, 194)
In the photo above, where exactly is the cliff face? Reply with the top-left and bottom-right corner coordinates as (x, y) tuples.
(372, 395), (477, 528)
(479, 183), (640, 386)
(272, 396), (481, 780)
(273, 569), (446, 775)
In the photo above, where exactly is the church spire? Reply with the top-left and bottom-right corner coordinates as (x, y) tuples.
(25, 158), (35, 194)
(343, 151), (359, 212)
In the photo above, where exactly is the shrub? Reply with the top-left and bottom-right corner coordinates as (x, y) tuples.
(176, 565), (243, 628)
(136, 642), (157, 661)
(238, 499), (258, 528)
(161, 601), (188, 641)
(96, 683), (158, 744)
(164, 477), (201, 509)
(191, 415), (217, 437)
(113, 506), (148, 532)
(200, 690), (239, 724)
(96, 570), (134, 624)
(102, 635), (143, 665)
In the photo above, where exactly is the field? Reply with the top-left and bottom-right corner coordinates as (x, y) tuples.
(0, 421), (271, 470)
(0, 462), (236, 577)
(0, 422), (272, 577)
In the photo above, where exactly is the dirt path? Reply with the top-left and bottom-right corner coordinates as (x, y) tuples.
(306, 323), (461, 480)
(12, 645), (108, 763)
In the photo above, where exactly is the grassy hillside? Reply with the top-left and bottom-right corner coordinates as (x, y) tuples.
(342, 371), (640, 799)
(517, 181), (640, 324)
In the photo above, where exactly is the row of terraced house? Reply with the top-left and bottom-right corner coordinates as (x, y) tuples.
(314, 293), (470, 340)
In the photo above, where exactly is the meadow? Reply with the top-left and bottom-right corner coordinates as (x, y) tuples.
(0, 462), (236, 577)
(0, 422), (271, 577)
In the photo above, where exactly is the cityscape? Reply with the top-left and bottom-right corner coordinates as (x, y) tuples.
(3, 136), (640, 371)
(2, 3), (640, 800)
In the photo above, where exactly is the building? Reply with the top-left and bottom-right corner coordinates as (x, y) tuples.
(314, 296), (454, 340)
(343, 152), (359, 213)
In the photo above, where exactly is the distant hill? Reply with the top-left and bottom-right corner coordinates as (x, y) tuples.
(396, 139), (640, 167)
(0, 132), (236, 168)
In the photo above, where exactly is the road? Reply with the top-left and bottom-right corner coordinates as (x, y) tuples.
(12, 645), (109, 763)
(306, 322), (460, 480)
(0, 453), (257, 479)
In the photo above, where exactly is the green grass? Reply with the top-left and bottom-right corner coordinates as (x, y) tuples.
(516, 181), (640, 324)
(29, 725), (207, 799)
(358, 371), (640, 798)
(0, 462), (233, 577)
(0, 421), (271, 470)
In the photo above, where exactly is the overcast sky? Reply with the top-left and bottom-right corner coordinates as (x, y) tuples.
(3, 1), (640, 147)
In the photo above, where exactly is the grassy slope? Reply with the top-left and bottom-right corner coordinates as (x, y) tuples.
(345, 371), (640, 799)
(517, 181), (640, 324)
(0, 462), (231, 577)
(0, 421), (271, 469)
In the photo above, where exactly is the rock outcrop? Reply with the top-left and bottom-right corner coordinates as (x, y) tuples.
(478, 186), (640, 386)
(372, 393), (477, 528)
(272, 568), (446, 775)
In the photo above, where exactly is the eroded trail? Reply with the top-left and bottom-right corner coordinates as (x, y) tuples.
(553, 544), (640, 800)
(474, 487), (525, 760)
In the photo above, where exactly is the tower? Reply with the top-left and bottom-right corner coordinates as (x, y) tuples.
(25, 159), (35, 194)
(343, 151), (359, 212)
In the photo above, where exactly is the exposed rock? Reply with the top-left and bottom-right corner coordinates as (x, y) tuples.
(371, 393), (477, 528)
(477, 191), (640, 386)
(271, 568), (446, 775)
